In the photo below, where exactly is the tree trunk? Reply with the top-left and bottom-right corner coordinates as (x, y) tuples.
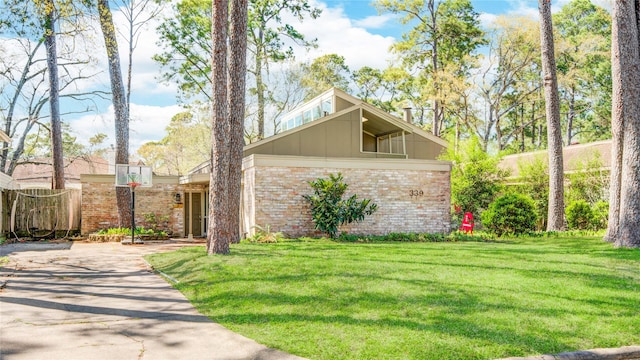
(97, 0), (131, 227)
(539, 0), (565, 231)
(567, 87), (575, 145)
(44, 2), (65, 190)
(227, 0), (248, 244)
(606, 0), (640, 248)
(208, 0), (231, 255)
(255, 46), (265, 139)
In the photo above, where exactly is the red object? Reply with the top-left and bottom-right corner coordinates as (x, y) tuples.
(460, 212), (474, 234)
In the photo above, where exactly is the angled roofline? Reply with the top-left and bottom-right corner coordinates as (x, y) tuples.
(246, 87), (448, 150)
(359, 101), (449, 148)
(243, 103), (360, 151)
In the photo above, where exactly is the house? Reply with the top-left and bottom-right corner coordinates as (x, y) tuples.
(181, 88), (452, 238)
(80, 88), (452, 238)
(12, 156), (110, 189)
(499, 140), (612, 180)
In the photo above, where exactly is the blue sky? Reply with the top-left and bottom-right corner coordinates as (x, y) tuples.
(65, 0), (607, 154)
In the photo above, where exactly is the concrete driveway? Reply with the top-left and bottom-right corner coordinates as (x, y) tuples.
(0, 240), (305, 360)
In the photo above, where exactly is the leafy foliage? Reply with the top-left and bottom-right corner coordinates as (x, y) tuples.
(137, 110), (211, 175)
(96, 226), (166, 237)
(511, 156), (549, 230)
(302, 173), (377, 238)
(565, 200), (593, 230)
(592, 201), (609, 230)
(481, 193), (538, 237)
(337, 231), (494, 243)
(247, 224), (284, 243)
(441, 136), (508, 218)
(300, 54), (351, 100)
(565, 151), (609, 205)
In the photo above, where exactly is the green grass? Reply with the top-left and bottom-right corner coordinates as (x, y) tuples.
(145, 236), (640, 360)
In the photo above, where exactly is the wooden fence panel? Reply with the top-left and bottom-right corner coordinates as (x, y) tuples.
(5, 189), (81, 237)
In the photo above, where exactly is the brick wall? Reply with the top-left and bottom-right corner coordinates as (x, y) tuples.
(81, 175), (185, 236)
(242, 156), (451, 238)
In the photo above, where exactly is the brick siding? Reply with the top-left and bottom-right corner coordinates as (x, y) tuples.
(81, 175), (186, 236)
(242, 162), (451, 238)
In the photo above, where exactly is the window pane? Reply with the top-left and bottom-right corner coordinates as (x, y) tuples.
(312, 105), (322, 120)
(303, 110), (312, 123)
(322, 99), (332, 115)
(295, 114), (303, 126)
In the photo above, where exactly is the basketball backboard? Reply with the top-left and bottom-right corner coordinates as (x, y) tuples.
(115, 164), (153, 187)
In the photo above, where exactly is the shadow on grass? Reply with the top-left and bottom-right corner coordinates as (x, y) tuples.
(148, 237), (640, 359)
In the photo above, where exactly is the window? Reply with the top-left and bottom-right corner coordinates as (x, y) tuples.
(303, 110), (312, 123)
(312, 105), (322, 120)
(322, 98), (332, 115)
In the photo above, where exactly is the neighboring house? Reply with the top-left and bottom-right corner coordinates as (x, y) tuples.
(13, 156), (110, 189)
(81, 88), (452, 237)
(499, 140), (612, 180)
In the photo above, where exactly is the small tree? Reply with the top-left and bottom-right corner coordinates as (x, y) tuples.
(440, 136), (508, 218)
(513, 156), (549, 230)
(303, 173), (377, 238)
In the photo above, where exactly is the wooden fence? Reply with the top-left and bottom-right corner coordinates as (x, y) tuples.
(2, 189), (81, 237)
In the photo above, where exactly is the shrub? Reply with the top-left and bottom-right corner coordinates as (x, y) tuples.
(566, 200), (594, 230)
(512, 156), (549, 230)
(565, 152), (609, 205)
(440, 136), (508, 218)
(592, 201), (609, 230)
(247, 225), (284, 243)
(481, 194), (538, 237)
(303, 173), (377, 238)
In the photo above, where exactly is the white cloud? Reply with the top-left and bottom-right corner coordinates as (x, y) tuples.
(69, 103), (183, 153)
(353, 14), (396, 29)
(478, 12), (499, 29)
(286, 1), (396, 70)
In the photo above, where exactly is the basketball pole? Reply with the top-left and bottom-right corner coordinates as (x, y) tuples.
(130, 184), (135, 244)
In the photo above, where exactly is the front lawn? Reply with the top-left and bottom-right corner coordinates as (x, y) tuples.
(145, 236), (640, 360)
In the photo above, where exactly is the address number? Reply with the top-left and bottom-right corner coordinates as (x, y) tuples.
(409, 190), (424, 197)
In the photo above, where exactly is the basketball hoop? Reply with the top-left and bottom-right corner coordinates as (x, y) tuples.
(127, 182), (141, 189)
(114, 165), (153, 246)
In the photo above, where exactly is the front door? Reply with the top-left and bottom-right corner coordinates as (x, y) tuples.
(185, 192), (203, 237)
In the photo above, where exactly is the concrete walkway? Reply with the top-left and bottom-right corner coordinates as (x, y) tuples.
(0, 240), (306, 360)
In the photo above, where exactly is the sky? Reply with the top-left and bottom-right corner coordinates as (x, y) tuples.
(64, 0), (611, 156)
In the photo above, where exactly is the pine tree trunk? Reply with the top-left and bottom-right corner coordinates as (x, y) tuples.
(44, 2), (65, 190)
(227, 0), (248, 244)
(607, 0), (640, 248)
(97, 0), (131, 227)
(539, 0), (565, 231)
(566, 87), (575, 145)
(255, 49), (265, 139)
(208, 0), (231, 255)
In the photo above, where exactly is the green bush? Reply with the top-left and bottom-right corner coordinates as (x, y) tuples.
(440, 136), (508, 217)
(592, 201), (609, 230)
(303, 173), (377, 238)
(96, 226), (165, 236)
(481, 194), (538, 237)
(565, 152), (609, 205)
(247, 224), (284, 243)
(512, 157), (549, 230)
(566, 200), (594, 230)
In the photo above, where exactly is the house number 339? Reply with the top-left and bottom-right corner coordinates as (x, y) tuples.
(409, 190), (424, 197)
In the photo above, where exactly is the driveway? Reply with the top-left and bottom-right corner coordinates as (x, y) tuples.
(0, 240), (305, 360)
